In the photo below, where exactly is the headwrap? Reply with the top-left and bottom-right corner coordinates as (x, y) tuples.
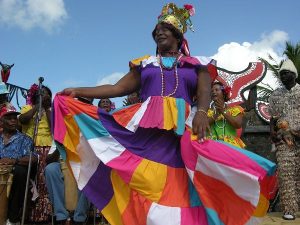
(157, 3), (195, 56)
(279, 59), (298, 77)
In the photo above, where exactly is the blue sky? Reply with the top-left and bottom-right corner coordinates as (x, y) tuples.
(1, 0), (299, 107)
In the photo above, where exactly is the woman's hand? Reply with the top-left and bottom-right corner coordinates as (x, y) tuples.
(58, 88), (78, 97)
(192, 112), (210, 141)
(214, 98), (225, 114)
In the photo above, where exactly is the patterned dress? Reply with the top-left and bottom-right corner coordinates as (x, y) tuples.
(268, 84), (300, 215)
(53, 55), (276, 225)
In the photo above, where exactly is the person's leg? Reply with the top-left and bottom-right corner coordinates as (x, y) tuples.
(276, 144), (298, 219)
(45, 162), (69, 221)
(295, 146), (300, 210)
(7, 165), (27, 223)
(73, 191), (90, 223)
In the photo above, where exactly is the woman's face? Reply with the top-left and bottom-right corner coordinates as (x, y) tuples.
(211, 84), (224, 101)
(154, 23), (179, 52)
(99, 99), (111, 112)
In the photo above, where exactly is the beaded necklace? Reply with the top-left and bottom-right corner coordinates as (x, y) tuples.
(211, 101), (227, 138)
(158, 54), (182, 97)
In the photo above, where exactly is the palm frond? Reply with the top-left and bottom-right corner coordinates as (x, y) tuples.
(258, 56), (280, 78)
(283, 41), (300, 84)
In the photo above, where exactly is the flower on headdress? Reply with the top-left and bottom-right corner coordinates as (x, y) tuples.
(184, 4), (195, 16)
(223, 86), (232, 97)
(26, 83), (39, 105)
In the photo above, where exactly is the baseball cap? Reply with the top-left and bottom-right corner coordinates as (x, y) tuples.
(0, 104), (20, 118)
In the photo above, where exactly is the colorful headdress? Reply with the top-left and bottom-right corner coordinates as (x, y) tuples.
(158, 3), (195, 34)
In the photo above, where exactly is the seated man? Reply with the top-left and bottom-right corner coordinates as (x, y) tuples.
(45, 149), (90, 225)
(0, 105), (35, 225)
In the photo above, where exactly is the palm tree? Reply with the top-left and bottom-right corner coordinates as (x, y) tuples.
(256, 83), (275, 102)
(283, 41), (300, 83)
(258, 54), (282, 79)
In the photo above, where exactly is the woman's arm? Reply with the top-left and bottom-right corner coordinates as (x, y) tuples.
(214, 99), (243, 129)
(192, 68), (212, 140)
(19, 106), (37, 124)
(222, 112), (243, 129)
(270, 117), (280, 143)
(61, 68), (141, 99)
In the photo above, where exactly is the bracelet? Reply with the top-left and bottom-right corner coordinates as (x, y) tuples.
(196, 108), (208, 116)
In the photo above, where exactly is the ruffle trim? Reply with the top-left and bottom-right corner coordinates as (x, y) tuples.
(208, 105), (244, 119)
(112, 96), (191, 135)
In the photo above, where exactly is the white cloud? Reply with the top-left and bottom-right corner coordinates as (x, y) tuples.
(96, 72), (125, 86)
(0, 0), (67, 32)
(211, 30), (289, 89)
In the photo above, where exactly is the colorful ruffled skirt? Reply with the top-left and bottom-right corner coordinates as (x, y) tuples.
(53, 95), (276, 225)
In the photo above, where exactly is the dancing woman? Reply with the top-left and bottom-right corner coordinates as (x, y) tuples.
(54, 3), (276, 225)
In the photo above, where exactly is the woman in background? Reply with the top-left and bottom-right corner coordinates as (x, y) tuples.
(207, 81), (245, 148)
(19, 84), (52, 222)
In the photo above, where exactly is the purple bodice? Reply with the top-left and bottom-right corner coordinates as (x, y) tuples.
(140, 64), (198, 105)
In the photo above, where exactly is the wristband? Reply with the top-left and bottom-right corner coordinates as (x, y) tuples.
(196, 108), (207, 116)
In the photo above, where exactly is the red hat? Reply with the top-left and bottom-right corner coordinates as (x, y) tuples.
(0, 104), (20, 118)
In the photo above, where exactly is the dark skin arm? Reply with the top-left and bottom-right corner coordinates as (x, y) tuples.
(60, 68), (141, 99)
(17, 155), (37, 166)
(0, 155), (37, 166)
(270, 117), (280, 143)
(0, 158), (16, 165)
(19, 93), (52, 126)
(18, 105), (38, 124)
(61, 66), (211, 139)
(192, 68), (212, 140)
(46, 149), (60, 165)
